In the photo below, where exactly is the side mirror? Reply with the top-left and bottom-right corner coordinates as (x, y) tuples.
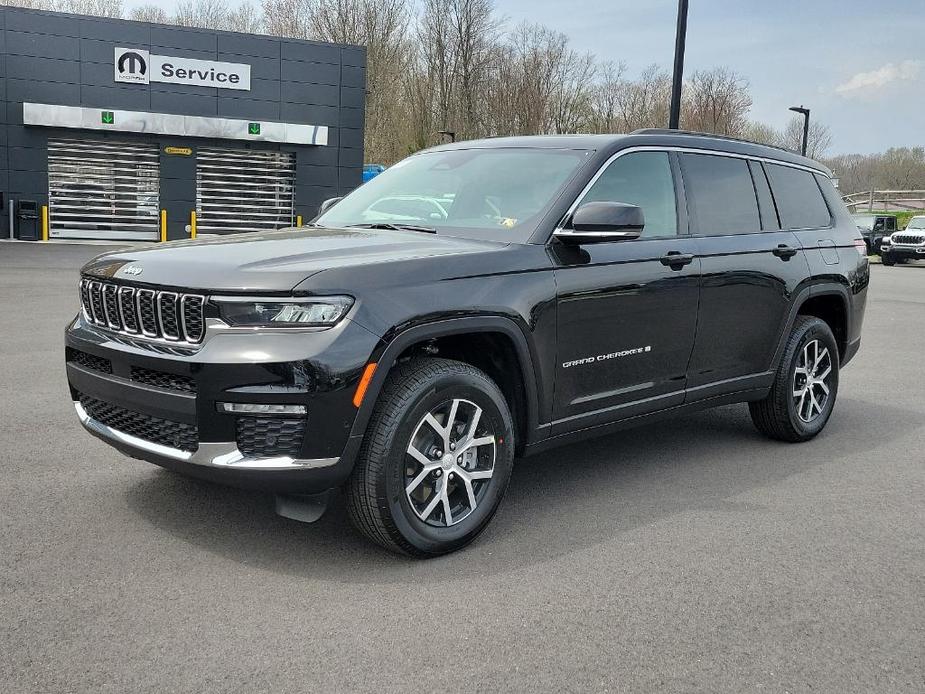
(318, 197), (343, 215)
(554, 202), (644, 244)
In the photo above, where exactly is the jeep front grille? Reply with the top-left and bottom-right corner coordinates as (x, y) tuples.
(79, 278), (205, 343)
(891, 234), (925, 245)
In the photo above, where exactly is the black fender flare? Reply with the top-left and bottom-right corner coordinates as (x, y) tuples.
(770, 282), (851, 371)
(347, 316), (544, 445)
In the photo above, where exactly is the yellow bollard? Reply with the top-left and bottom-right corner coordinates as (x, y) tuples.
(41, 205), (49, 241)
(296, 215), (303, 228)
(190, 210), (197, 239)
(160, 209), (167, 242)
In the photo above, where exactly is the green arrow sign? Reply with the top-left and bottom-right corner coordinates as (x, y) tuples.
(101, 111), (114, 125)
(248, 122), (261, 135)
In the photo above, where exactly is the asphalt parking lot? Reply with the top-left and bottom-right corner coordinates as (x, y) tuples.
(1, 242), (923, 693)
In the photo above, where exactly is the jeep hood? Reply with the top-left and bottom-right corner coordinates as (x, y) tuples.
(81, 226), (507, 292)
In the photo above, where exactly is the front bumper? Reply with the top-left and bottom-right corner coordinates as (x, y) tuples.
(882, 244), (925, 258)
(66, 313), (379, 493)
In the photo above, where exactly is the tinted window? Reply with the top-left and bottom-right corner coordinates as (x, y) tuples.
(681, 153), (760, 235)
(765, 163), (832, 229)
(885, 217), (896, 230)
(579, 152), (677, 238)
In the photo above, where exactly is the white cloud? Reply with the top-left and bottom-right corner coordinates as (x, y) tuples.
(835, 60), (922, 94)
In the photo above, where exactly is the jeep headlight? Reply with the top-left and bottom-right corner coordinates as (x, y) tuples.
(215, 296), (353, 328)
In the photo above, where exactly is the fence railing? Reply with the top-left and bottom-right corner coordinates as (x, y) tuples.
(842, 190), (925, 212)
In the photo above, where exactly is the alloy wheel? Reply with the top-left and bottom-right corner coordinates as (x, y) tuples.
(792, 339), (833, 423)
(404, 398), (496, 527)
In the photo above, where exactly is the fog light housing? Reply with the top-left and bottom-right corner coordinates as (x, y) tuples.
(218, 402), (306, 415)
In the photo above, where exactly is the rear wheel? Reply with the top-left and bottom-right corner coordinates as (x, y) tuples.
(749, 316), (839, 442)
(346, 358), (515, 557)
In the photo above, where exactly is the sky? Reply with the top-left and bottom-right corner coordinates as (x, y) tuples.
(123, 0), (924, 155)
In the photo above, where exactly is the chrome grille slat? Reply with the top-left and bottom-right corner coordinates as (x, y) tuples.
(79, 279), (206, 345)
(157, 292), (180, 340)
(180, 295), (205, 343)
(102, 284), (122, 330)
(118, 287), (139, 333)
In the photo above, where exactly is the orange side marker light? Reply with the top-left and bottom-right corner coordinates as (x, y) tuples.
(353, 363), (378, 408)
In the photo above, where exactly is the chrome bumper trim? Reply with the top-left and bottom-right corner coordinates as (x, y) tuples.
(74, 401), (338, 471)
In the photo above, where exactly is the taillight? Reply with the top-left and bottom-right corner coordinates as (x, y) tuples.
(853, 239), (867, 256)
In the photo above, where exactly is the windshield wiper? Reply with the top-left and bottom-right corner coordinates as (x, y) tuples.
(346, 222), (437, 234)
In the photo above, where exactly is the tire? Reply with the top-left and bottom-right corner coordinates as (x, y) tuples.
(749, 316), (840, 443)
(346, 357), (515, 557)
(882, 254), (895, 266)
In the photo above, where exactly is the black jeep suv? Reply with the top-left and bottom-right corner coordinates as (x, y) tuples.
(66, 130), (869, 556)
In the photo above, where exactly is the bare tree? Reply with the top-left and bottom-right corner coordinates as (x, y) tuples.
(780, 115), (832, 159)
(174, 0), (232, 28)
(615, 64), (671, 132)
(0, 0), (54, 9)
(128, 4), (170, 23)
(682, 67), (752, 136)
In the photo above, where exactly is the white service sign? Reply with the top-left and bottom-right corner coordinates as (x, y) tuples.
(114, 47), (251, 91)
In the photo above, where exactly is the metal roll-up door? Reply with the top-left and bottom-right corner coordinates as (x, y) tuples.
(196, 148), (295, 234)
(48, 138), (160, 241)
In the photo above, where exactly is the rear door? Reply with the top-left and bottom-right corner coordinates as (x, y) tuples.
(552, 150), (700, 431)
(681, 153), (810, 397)
(766, 162), (846, 281)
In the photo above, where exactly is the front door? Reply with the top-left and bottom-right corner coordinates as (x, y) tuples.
(552, 151), (701, 433)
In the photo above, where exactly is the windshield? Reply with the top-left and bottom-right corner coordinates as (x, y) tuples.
(316, 148), (591, 242)
(907, 217), (925, 230)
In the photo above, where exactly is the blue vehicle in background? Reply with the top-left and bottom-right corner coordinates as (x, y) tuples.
(363, 164), (385, 183)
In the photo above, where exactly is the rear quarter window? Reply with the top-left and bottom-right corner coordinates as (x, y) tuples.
(765, 163), (832, 230)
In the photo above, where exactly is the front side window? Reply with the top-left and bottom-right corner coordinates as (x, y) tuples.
(885, 217), (896, 230)
(315, 148), (590, 243)
(576, 151), (677, 238)
(681, 153), (761, 235)
(765, 163), (832, 230)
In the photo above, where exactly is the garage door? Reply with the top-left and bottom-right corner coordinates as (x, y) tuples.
(47, 138), (160, 241)
(196, 148), (295, 234)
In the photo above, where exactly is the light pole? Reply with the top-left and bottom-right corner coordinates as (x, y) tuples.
(668, 0), (689, 129)
(789, 105), (810, 156)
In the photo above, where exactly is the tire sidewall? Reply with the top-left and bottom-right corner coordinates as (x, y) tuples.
(381, 371), (515, 555)
(784, 319), (840, 438)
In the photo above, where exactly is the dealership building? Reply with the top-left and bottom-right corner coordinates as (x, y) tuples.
(0, 6), (366, 242)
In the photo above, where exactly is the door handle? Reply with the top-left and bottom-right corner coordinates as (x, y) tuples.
(660, 251), (694, 269)
(772, 244), (798, 260)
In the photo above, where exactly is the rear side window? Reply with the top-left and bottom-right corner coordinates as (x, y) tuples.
(579, 151), (678, 238)
(681, 153), (760, 235)
(765, 163), (832, 229)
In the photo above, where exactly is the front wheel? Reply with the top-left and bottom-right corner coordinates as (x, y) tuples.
(346, 358), (515, 557)
(749, 316), (840, 442)
(882, 253), (895, 266)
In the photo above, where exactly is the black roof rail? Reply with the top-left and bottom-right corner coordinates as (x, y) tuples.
(629, 128), (801, 156)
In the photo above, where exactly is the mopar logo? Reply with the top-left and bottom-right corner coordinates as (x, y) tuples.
(114, 47), (151, 85)
(118, 51), (147, 76)
(122, 265), (143, 276)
